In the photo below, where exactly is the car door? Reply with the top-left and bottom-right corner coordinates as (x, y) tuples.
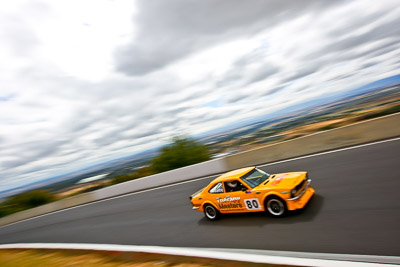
(218, 179), (250, 212)
(238, 181), (263, 212)
(208, 182), (225, 209)
(217, 190), (244, 212)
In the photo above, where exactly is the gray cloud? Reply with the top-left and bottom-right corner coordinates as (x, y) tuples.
(326, 8), (389, 39)
(295, 85), (309, 92)
(225, 84), (283, 104)
(215, 47), (281, 95)
(260, 86), (284, 97)
(216, 48), (283, 104)
(360, 61), (379, 70)
(282, 65), (319, 83)
(246, 65), (280, 85)
(304, 11), (400, 61)
(327, 73), (353, 83)
(225, 93), (245, 104)
(1, 139), (65, 169)
(114, 0), (343, 76)
(367, 39), (400, 58)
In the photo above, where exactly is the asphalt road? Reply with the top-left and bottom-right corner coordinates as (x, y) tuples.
(1, 138), (399, 256)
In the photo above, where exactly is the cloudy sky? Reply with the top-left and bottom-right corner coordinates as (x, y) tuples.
(1, 0), (400, 193)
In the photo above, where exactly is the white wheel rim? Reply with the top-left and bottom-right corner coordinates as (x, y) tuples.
(205, 206), (216, 219)
(267, 199), (284, 216)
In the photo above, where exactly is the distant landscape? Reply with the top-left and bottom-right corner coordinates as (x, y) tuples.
(1, 74), (400, 201)
(204, 76), (400, 157)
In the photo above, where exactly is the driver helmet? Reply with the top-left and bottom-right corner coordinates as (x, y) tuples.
(227, 181), (238, 187)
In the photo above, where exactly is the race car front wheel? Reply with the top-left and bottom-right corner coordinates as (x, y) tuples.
(204, 204), (220, 221)
(265, 196), (286, 217)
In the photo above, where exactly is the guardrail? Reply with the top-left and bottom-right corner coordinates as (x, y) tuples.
(94, 157), (227, 200)
(1, 112), (399, 227)
(0, 193), (96, 227)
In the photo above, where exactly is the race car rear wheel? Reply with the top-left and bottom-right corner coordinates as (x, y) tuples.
(265, 196), (286, 217)
(204, 204), (220, 221)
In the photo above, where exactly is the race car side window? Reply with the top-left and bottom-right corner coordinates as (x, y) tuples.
(209, 182), (224, 194)
(224, 180), (247, 192)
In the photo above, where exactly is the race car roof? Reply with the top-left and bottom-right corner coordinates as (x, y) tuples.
(213, 166), (255, 182)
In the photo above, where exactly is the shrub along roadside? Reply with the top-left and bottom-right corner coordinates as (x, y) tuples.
(0, 190), (57, 218)
(110, 137), (211, 185)
(150, 137), (210, 173)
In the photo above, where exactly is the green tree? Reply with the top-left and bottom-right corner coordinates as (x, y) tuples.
(0, 190), (56, 218)
(151, 137), (210, 173)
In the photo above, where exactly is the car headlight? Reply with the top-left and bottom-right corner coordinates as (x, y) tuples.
(291, 189), (297, 197)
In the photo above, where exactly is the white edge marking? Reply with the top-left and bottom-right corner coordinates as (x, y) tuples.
(0, 175), (219, 229)
(0, 243), (397, 267)
(1, 137), (400, 229)
(258, 136), (400, 167)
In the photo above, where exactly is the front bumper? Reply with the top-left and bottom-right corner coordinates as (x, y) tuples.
(288, 179), (312, 201)
(286, 179), (314, 210)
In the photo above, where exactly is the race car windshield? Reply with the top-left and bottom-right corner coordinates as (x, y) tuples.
(240, 168), (270, 188)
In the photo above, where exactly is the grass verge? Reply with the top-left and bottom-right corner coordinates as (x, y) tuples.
(0, 249), (292, 267)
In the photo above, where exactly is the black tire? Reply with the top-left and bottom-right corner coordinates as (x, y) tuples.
(203, 204), (220, 221)
(265, 196), (286, 217)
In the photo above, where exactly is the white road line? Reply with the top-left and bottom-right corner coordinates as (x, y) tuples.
(0, 174), (219, 229)
(1, 136), (400, 229)
(258, 136), (400, 167)
(0, 243), (398, 266)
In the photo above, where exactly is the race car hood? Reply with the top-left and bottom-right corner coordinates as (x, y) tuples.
(256, 172), (307, 189)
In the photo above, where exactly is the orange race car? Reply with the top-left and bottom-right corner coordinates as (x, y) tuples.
(190, 167), (314, 220)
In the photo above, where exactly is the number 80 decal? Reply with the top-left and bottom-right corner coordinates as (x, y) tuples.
(244, 198), (261, 210)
